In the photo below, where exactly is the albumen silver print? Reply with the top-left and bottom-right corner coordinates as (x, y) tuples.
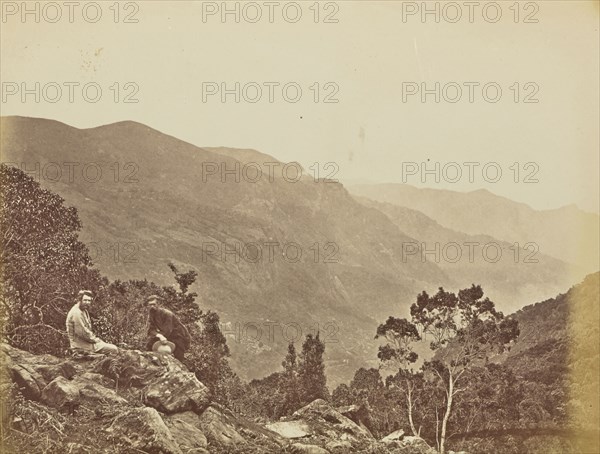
(1, 1), (598, 453)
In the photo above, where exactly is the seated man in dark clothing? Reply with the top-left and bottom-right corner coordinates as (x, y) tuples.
(145, 295), (191, 361)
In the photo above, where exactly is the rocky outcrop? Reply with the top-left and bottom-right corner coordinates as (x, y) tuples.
(106, 407), (183, 454)
(41, 375), (127, 409)
(8, 363), (47, 400)
(279, 399), (375, 452)
(325, 439), (353, 452)
(196, 404), (247, 447)
(381, 429), (405, 443)
(2, 344), (225, 453)
(2, 344), (288, 453)
(197, 403), (287, 452)
(144, 369), (209, 414)
(2, 343), (440, 453)
(164, 411), (209, 452)
(266, 420), (312, 439)
(290, 443), (330, 454)
(3, 344), (77, 400)
(337, 403), (374, 436)
(383, 435), (438, 454)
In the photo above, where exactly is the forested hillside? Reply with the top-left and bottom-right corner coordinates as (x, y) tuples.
(502, 272), (599, 431)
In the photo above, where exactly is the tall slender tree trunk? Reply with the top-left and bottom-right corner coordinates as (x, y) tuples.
(406, 379), (418, 436)
(439, 373), (454, 454)
(435, 406), (440, 452)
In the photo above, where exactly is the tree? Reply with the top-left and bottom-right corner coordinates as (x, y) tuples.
(0, 164), (102, 353)
(160, 262), (201, 326)
(450, 363), (523, 438)
(92, 278), (161, 348)
(375, 316), (422, 435)
(244, 335), (330, 419)
(331, 383), (353, 407)
(280, 342), (301, 414)
(351, 367), (385, 392)
(410, 285), (519, 454)
(298, 332), (328, 404)
(168, 262), (197, 295)
(247, 372), (286, 418)
(332, 368), (400, 438)
(189, 310), (231, 398)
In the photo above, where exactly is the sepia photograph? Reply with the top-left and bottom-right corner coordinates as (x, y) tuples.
(0, 1), (599, 453)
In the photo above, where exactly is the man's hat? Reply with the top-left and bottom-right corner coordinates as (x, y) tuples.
(146, 294), (162, 304)
(152, 339), (176, 354)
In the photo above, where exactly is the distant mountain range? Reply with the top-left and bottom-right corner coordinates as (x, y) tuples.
(349, 183), (599, 274)
(1, 116), (596, 385)
(353, 196), (576, 314)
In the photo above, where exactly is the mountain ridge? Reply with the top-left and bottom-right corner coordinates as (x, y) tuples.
(349, 183), (599, 273)
(0, 116), (586, 385)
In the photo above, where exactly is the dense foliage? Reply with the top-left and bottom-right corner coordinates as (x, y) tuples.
(0, 164), (235, 400)
(1, 164), (102, 353)
(237, 333), (329, 420)
(328, 278), (598, 453)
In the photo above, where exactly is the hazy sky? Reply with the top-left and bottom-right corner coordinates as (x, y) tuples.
(1, 1), (598, 212)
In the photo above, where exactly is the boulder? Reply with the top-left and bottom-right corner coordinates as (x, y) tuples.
(2, 343), (64, 367)
(196, 404), (246, 448)
(144, 369), (209, 414)
(325, 440), (353, 451)
(41, 376), (126, 409)
(290, 443), (330, 454)
(381, 429), (405, 443)
(40, 376), (80, 408)
(266, 420), (312, 439)
(3, 343), (79, 400)
(337, 403), (374, 436)
(191, 403), (286, 451)
(91, 349), (210, 414)
(75, 376), (127, 406)
(106, 407), (182, 454)
(290, 399), (373, 444)
(92, 349), (166, 387)
(9, 364), (46, 400)
(79, 371), (116, 389)
(164, 411), (208, 451)
(35, 361), (77, 382)
(208, 405), (289, 451)
(385, 435), (437, 454)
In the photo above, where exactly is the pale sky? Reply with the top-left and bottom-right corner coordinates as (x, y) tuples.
(1, 1), (598, 213)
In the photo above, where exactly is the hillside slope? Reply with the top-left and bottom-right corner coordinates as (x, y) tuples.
(0, 116), (447, 385)
(500, 272), (599, 433)
(0, 116), (585, 385)
(354, 196), (573, 312)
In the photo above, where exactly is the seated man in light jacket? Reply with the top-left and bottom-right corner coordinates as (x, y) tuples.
(66, 290), (118, 355)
